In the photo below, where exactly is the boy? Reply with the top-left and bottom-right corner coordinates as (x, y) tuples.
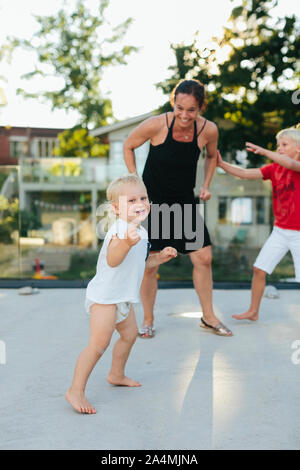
(217, 127), (300, 321)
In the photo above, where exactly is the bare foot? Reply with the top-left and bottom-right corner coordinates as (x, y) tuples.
(232, 311), (259, 321)
(65, 388), (97, 414)
(107, 374), (142, 387)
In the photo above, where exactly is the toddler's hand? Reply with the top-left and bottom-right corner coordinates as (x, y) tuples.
(245, 142), (266, 156)
(125, 224), (141, 247)
(159, 247), (177, 263)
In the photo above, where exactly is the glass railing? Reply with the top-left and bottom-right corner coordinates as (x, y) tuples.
(0, 166), (21, 278)
(0, 160), (298, 284)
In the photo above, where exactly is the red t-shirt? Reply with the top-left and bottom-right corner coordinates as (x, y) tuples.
(260, 162), (300, 230)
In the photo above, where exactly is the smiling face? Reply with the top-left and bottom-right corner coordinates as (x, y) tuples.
(173, 93), (199, 129)
(277, 136), (300, 160)
(113, 182), (150, 225)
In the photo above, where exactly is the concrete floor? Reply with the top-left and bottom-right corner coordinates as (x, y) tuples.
(0, 287), (299, 450)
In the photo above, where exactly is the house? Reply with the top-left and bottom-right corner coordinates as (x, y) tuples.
(90, 111), (153, 178)
(0, 125), (64, 164)
(0, 114), (154, 251)
(1, 114), (272, 254)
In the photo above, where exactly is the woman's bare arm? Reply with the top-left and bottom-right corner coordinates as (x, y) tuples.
(201, 123), (218, 192)
(123, 116), (163, 174)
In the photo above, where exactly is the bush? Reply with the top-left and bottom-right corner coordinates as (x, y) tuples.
(0, 196), (19, 244)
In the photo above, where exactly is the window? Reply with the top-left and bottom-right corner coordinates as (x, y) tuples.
(218, 197), (227, 224)
(34, 138), (58, 157)
(110, 141), (123, 163)
(218, 197), (253, 225)
(231, 197), (253, 225)
(256, 197), (266, 224)
(10, 138), (28, 158)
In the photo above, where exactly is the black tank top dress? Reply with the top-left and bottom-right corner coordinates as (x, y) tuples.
(142, 114), (211, 254)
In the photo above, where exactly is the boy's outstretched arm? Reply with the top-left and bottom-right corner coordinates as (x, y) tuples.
(146, 247), (177, 269)
(217, 151), (262, 180)
(246, 142), (300, 172)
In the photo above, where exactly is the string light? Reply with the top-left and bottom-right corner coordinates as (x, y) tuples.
(33, 199), (92, 211)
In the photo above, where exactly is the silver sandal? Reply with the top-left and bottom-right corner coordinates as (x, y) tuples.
(138, 325), (155, 338)
(200, 318), (233, 336)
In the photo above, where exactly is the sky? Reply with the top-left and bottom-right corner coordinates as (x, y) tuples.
(0, 0), (296, 129)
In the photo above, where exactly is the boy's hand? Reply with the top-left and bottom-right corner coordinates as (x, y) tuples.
(216, 150), (223, 167)
(125, 224), (141, 247)
(246, 142), (266, 156)
(159, 247), (177, 263)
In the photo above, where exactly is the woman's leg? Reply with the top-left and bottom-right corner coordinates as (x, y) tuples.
(232, 267), (266, 321)
(140, 263), (159, 328)
(107, 306), (141, 386)
(65, 304), (116, 414)
(189, 245), (231, 335)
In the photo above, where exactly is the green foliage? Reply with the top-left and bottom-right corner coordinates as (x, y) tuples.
(49, 160), (82, 177)
(7, 0), (137, 129)
(19, 209), (42, 237)
(0, 195), (41, 241)
(0, 195), (19, 243)
(157, 0), (300, 166)
(53, 127), (109, 158)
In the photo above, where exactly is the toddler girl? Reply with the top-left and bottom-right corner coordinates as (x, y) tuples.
(65, 174), (177, 413)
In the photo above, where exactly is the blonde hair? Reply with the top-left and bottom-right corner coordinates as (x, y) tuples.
(96, 174), (146, 238)
(276, 125), (300, 144)
(106, 173), (146, 203)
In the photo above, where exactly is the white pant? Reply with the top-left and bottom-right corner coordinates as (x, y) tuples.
(254, 226), (300, 281)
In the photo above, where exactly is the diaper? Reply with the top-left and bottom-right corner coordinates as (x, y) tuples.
(85, 299), (131, 324)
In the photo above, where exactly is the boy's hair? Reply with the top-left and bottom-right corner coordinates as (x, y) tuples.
(276, 126), (300, 144)
(106, 174), (146, 203)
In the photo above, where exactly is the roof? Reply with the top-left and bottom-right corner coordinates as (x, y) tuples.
(90, 111), (154, 137)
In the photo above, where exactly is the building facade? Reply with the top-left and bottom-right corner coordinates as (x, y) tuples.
(0, 126), (64, 165)
(1, 114), (272, 252)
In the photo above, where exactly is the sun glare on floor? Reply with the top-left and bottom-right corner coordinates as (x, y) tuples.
(212, 353), (242, 443)
(178, 311), (203, 319)
(174, 352), (201, 413)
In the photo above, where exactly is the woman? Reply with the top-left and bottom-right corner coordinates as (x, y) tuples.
(123, 79), (232, 337)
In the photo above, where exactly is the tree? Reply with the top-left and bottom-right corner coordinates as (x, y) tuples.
(0, 195), (19, 244)
(7, 0), (137, 130)
(53, 127), (109, 158)
(157, 0), (300, 165)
